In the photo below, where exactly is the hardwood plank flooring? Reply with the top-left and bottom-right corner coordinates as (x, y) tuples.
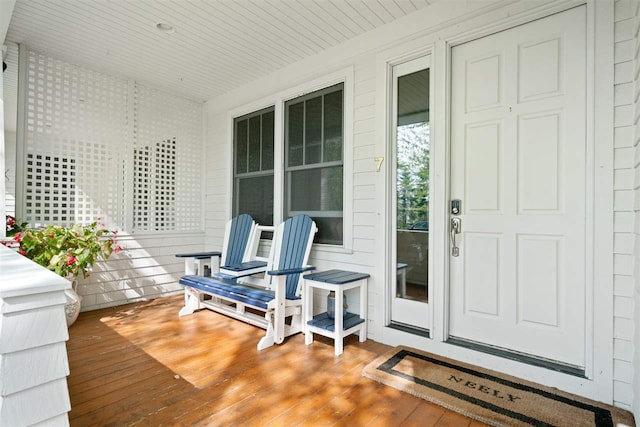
(67, 296), (487, 426)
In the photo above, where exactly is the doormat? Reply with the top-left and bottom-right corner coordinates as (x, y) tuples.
(362, 346), (635, 427)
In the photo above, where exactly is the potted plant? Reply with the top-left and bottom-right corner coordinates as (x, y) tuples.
(9, 220), (122, 326)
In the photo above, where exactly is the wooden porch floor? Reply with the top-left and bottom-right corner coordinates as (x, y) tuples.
(67, 295), (487, 426)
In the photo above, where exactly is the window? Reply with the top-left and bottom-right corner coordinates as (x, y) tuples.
(232, 80), (347, 246)
(285, 83), (344, 245)
(233, 107), (275, 227)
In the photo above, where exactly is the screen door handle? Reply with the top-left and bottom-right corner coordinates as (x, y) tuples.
(451, 217), (461, 257)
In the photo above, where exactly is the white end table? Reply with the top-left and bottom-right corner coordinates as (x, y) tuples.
(303, 269), (370, 356)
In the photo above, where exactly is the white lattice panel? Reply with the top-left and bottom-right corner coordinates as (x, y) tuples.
(23, 51), (203, 232)
(133, 145), (152, 230)
(133, 84), (202, 231)
(25, 51), (128, 228)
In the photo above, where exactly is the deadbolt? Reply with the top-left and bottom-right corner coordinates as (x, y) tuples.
(451, 199), (461, 215)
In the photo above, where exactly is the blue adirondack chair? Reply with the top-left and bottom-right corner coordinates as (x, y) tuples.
(176, 213), (260, 276)
(176, 214), (265, 315)
(179, 214), (318, 350)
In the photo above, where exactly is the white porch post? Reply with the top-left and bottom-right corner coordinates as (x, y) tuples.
(1, 0), (17, 238)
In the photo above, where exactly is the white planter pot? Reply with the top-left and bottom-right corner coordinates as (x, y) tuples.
(64, 279), (82, 327)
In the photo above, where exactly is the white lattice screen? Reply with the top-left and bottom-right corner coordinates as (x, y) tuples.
(23, 50), (203, 231)
(133, 85), (202, 231)
(24, 51), (128, 228)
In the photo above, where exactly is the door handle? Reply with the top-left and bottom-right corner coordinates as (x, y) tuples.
(451, 217), (461, 257)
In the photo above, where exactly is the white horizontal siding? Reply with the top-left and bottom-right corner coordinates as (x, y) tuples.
(615, 231), (634, 253)
(617, 125), (633, 148)
(615, 0), (636, 410)
(77, 232), (205, 311)
(632, 0), (640, 418)
(616, 168), (634, 188)
(615, 273), (634, 297)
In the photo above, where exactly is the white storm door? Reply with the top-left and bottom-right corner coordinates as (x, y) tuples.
(449, 6), (587, 368)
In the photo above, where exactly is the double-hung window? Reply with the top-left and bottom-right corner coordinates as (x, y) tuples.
(233, 107), (275, 227)
(232, 81), (345, 246)
(285, 83), (344, 245)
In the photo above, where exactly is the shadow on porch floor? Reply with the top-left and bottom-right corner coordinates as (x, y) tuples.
(67, 295), (486, 426)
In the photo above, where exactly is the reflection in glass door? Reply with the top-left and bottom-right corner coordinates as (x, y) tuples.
(390, 56), (431, 331)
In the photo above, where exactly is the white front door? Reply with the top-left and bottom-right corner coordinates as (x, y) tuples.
(449, 6), (587, 368)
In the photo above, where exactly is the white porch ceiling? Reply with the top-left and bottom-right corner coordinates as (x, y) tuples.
(5, 0), (433, 102)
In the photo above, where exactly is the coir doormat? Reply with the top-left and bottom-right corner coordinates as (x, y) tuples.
(362, 346), (635, 427)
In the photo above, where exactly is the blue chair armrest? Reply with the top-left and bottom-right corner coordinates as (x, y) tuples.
(267, 266), (316, 276)
(220, 260), (268, 278)
(175, 251), (222, 259)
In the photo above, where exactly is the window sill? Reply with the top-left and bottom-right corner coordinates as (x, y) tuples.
(312, 243), (353, 255)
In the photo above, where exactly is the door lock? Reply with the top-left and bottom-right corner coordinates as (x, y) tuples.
(451, 199), (461, 215)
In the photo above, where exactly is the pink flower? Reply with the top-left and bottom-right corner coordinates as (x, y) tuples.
(13, 232), (22, 242)
(19, 249), (26, 255)
(114, 246), (123, 254)
(6, 217), (15, 227)
(67, 254), (77, 266)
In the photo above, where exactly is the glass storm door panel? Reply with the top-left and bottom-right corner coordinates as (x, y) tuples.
(390, 56), (432, 331)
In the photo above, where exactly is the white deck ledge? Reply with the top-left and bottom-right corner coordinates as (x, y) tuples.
(0, 245), (71, 298)
(0, 245), (72, 425)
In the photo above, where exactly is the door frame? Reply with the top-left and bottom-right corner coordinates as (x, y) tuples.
(375, 0), (615, 403)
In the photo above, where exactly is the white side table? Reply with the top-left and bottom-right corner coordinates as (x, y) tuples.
(303, 269), (370, 356)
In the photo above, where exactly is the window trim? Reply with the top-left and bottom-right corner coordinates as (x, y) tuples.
(227, 66), (354, 252)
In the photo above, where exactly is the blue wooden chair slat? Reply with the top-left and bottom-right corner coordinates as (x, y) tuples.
(225, 214), (253, 266)
(280, 215), (314, 298)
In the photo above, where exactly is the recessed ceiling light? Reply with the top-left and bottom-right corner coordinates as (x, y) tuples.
(156, 22), (175, 34)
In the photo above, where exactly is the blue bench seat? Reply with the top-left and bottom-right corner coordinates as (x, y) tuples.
(179, 274), (299, 310)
